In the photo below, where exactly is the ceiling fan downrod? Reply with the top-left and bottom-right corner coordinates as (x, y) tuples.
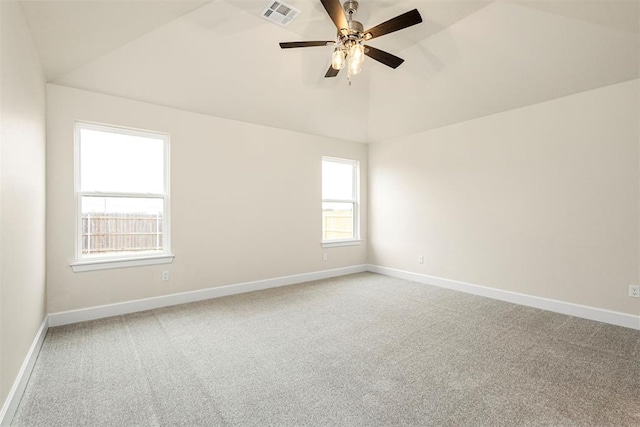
(343, 1), (363, 34)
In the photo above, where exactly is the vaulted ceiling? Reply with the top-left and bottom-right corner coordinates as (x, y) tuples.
(19, 0), (640, 142)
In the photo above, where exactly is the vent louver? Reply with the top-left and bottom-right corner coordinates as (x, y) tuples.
(261, 1), (300, 26)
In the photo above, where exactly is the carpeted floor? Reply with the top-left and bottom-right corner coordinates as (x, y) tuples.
(12, 272), (640, 426)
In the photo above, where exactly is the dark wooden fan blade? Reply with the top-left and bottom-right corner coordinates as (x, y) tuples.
(325, 65), (340, 78)
(279, 41), (333, 49)
(364, 45), (404, 69)
(363, 9), (422, 40)
(321, 0), (349, 34)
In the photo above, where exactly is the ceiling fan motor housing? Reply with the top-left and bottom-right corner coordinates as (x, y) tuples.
(347, 20), (364, 34)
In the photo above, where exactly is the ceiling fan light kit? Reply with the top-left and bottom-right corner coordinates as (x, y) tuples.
(278, 0), (423, 83)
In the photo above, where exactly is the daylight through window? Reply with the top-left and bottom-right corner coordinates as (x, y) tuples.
(322, 157), (359, 244)
(75, 122), (170, 265)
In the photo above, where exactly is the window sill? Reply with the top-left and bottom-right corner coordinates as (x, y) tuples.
(71, 254), (175, 272)
(322, 239), (362, 248)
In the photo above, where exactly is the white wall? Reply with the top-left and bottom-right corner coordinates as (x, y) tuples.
(369, 80), (640, 316)
(0, 1), (47, 409)
(46, 84), (367, 313)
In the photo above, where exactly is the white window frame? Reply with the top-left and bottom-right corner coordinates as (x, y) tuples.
(321, 156), (361, 248)
(71, 121), (174, 272)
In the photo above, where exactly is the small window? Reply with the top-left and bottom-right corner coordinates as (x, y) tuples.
(322, 157), (360, 246)
(72, 122), (172, 271)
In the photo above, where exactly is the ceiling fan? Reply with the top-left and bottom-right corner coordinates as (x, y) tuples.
(279, 0), (423, 80)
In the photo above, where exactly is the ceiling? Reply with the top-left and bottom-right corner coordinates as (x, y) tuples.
(18, 0), (640, 143)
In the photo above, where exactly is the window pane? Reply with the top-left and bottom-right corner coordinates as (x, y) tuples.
(322, 202), (354, 240)
(80, 128), (164, 193)
(81, 196), (164, 257)
(322, 160), (354, 200)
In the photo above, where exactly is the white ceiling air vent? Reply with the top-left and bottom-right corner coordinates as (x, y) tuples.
(261, 1), (301, 26)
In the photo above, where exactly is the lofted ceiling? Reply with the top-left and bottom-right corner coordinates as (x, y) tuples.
(18, 0), (640, 143)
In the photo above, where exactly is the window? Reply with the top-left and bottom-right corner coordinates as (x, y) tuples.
(322, 157), (360, 247)
(72, 122), (172, 272)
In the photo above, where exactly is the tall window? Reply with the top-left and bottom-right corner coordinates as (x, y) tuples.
(322, 157), (359, 245)
(73, 122), (171, 271)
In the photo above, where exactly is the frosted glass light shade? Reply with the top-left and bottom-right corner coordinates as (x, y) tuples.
(352, 44), (365, 64)
(348, 57), (361, 74)
(331, 49), (345, 70)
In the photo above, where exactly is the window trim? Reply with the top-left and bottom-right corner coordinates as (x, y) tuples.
(71, 121), (173, 272)
(321, 156), (360, 246)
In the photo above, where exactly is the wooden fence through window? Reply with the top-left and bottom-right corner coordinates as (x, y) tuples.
(322, 210), (353, 240)
(84, 210), (350, 254)
(82, 213), (163, 254)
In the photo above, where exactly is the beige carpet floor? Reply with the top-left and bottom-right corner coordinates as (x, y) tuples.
(12, 272), (640, 426)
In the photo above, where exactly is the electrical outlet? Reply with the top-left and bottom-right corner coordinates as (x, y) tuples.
(323, 253), (328, 261)
(629, 285), (640, 298)
(162, 271), (170, 281)
(418, 255), (424, 264)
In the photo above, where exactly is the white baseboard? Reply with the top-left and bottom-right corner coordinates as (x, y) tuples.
(0, 317), (49, 427)
(367, 265), (640, 330)
(48, 265), (368, 327)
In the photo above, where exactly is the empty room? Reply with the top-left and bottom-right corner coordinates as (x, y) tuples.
(1, 0), (639, 425)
